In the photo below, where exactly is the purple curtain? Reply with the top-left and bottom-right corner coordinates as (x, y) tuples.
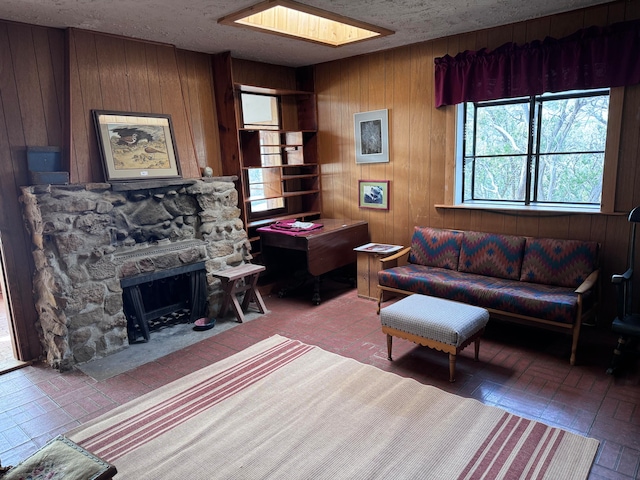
(434, 20), (640, 107)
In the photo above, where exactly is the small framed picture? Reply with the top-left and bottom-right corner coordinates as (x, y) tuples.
(92, 110), (181, 182)
(359, 180), (389, 210)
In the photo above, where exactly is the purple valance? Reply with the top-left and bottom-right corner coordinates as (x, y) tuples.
(434, 20), (640, 108)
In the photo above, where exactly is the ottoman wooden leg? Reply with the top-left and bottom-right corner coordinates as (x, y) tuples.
(387, 334), (393, 360)
(449, 353), (456, 382)
(474, 338), (481, 361)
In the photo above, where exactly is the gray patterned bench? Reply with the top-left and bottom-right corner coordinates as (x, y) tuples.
(381, 294), (489, 382)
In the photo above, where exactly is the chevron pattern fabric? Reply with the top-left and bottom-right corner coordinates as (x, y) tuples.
(458, 231), (526, 280)
(408, 226), (462, 270)
(520, 238), (599, 288)
(378, 264), (586, 324)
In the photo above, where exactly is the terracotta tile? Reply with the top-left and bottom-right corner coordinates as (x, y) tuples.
(93, 374), (153, 404)
(596, 440), (622, 469)
(0, 287), (637, 479)
(0, 412), (17, 431)
(526, 362), (571, 384)
(0, 385), (47, 411)
(591, 415), (640, 451)
(7, 401), (48, 424)
(599, 397), (620, 418)
(614, 400), (636, 423)
(51, 384), (100, 408)
(0, 373), (36, 394)
(578, 372), (612, 396)
(617, 447), (640, 478)
(0, 425), (29, 448)
(155, 355), (208, 376)
(0, 440), (40, 467)
(126, 361), (183, 388)
(0, 435), (11, 454)
(542, 400), (595, 435)
(495, 389), (549, 418)
(553, 384), (603, 414)
(77, 405), (119, 424)
(537, 379), (563, 399)
(61, 402), (91, 421)
(19, 409), (74, 438)
(80, 391), (117, 412)
(589, 464), (635, 479)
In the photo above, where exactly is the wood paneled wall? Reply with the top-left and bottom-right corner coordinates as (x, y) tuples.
(232, 58), (298, 92)
(68, 29), (221, 183)
(2, 1), (640, 362)
(315, 1), (640, 323)
(0, 25), (223, 361)
(0, 21), (65, 360)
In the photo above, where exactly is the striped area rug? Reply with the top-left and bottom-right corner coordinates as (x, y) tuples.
(67, 335), (598, 479)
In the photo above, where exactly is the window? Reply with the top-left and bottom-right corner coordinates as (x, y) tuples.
(241, 93), (285, 215)
(241, 93), (279, 130)
(459, 89), (610, 208)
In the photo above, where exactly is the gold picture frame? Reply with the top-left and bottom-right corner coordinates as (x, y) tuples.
(93, 110), (181, 182)
(359, 180), (389, 210)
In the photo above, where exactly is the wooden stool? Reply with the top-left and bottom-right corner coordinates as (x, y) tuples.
(211, 264), (267, 322)
(380, 294), (489, 382)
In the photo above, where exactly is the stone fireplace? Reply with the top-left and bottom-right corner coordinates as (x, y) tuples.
(20, 177), (251, 370)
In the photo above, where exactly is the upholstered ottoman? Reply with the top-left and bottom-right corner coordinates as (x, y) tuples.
(381, 294), (489, 382)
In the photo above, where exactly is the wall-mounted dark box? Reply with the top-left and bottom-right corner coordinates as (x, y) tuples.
(28, 171), (69, 185)
(27, 146), (62, 172)
(27, 146), (68, 185)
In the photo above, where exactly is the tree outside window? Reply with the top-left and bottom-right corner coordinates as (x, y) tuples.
(461, 89), (609, 207)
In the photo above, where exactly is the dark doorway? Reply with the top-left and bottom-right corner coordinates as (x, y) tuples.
(0, 234), (26, 373)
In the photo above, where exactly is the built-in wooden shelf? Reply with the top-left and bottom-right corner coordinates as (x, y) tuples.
(212, 53), (320, 263)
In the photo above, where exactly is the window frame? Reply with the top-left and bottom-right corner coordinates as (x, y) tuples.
(453, 87), (621, 213)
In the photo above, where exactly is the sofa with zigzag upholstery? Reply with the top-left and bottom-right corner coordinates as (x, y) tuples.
(377, 226), (600, 365)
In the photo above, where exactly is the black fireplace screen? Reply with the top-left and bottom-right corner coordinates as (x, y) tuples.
(121, 262), (207, 342)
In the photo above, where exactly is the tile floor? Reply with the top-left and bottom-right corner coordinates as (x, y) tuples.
(0, 280), (639, 479)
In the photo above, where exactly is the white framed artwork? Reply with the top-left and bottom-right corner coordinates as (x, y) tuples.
(354, 109), (389, 164)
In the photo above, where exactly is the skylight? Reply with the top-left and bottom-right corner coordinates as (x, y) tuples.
(218, 0), (393, 48)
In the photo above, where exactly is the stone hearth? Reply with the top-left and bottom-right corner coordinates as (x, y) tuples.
(20, 177), (251, 370)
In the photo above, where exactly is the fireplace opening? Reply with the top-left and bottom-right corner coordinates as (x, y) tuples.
(121, 262), (208, 343)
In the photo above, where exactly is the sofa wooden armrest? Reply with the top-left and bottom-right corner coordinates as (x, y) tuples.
(575, 269), (599, 295)
(379, 247), (411, 269)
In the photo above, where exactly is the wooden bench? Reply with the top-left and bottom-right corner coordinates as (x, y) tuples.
(211, 264), (267, 323)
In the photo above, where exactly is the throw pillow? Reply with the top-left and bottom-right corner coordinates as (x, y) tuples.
(520, 238), (599, 288)
(408, 226), (462, 270)
(458, 231), (526, 280)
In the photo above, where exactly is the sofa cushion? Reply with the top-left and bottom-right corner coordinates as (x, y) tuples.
(408, 226), (462, 270)
(520, 238), (599, 288)
(458, 231), (525, 280)
(378, 265), (584, 324)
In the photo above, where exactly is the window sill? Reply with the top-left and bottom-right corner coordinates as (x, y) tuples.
(434, 202), (627, 216)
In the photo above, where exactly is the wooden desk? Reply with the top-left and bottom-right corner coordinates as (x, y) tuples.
(259, 219), (369, 304)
